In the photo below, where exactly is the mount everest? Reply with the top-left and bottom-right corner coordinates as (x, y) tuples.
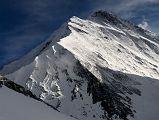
(0, 11), (159, 120)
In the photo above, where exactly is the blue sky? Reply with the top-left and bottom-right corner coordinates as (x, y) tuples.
(0, 0), (159, 67)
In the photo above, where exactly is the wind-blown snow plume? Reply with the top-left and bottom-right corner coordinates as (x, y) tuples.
(138, 18), (149, 30)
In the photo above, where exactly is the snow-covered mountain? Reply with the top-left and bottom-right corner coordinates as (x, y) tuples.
(1, 10), (159, 120)
(0, 75), (76, 120)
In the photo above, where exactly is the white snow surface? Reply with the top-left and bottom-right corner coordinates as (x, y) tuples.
(1, 11), (159, 120)
(0, 86), (76, 120)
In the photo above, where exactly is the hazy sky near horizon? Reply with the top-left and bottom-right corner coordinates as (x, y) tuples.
(0, 0), (159, 67)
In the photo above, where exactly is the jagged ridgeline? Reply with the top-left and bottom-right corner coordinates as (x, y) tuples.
(0, 10), (159, 120)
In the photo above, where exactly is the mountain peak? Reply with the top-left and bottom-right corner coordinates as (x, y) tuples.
(1, 11), (159, 120)
(90, 10), (121, 24)
(91, 10), (116, 18)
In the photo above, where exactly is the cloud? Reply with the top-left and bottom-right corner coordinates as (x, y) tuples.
(89, 0), (159, 16)
(88, 0), (159, 33)
(138, 19), (149, 30)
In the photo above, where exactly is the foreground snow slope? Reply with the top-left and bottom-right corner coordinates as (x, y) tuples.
(0, 85), (75, 120)
(1, 11), (159, 120)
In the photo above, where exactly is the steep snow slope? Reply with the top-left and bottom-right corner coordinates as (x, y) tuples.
(60, 12), (159, 80)
(0, 76), (76, 120)
(0, 23), (70, 75)
(1, 11), (159, 120)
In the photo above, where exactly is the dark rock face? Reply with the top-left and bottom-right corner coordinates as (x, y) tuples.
(0, 76), (38, 99)
(0, 49), (141, 120)
(0, 76), (59, 111)
(91, 10), (131, 29)
(73, 62), (141, 120)
(88, 78), (134, 120)
(92, 10), (119, 24)
(39, 41), (52, 53)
